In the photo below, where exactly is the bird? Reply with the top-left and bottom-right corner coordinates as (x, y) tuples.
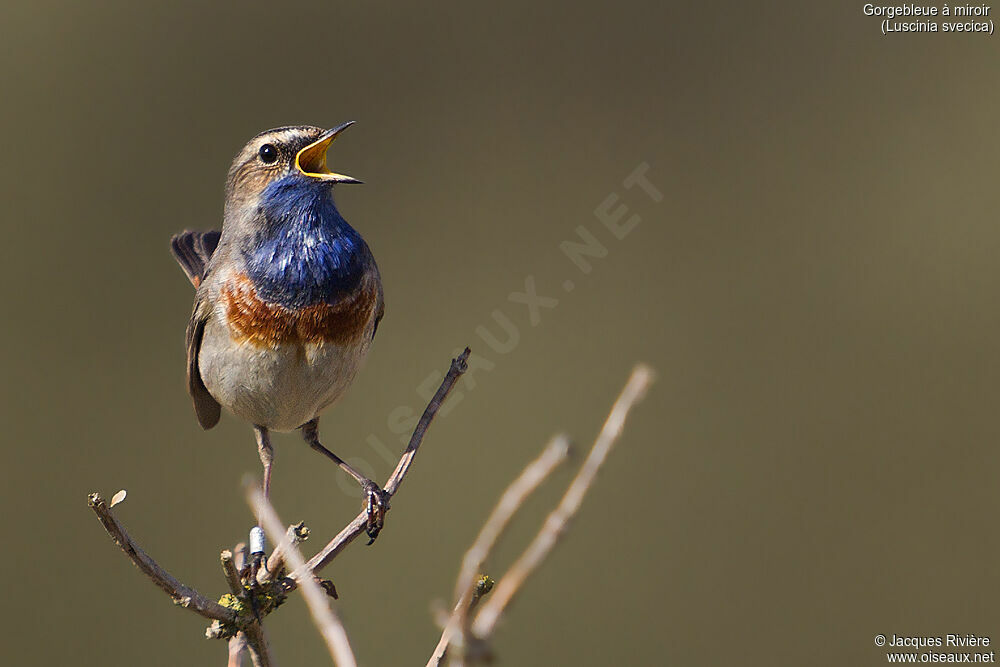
(170, 123), (387, 543)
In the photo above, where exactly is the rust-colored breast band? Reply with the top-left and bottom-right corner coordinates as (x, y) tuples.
(222, 273), (376, 347)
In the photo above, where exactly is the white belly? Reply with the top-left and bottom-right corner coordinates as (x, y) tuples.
(198, 312), (372, 432)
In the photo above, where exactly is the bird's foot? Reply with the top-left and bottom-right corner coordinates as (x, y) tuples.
(362, 480), (390, 544)
(246, 550), (266, 583)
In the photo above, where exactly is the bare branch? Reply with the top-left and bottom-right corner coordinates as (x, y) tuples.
(300, 514), (367, 580)
(429, 577), (495, 667)
(453, 435), (570, 616)
(243, 622), (273, 667)
(92, 348), (650, 667)
(87, 493), (236, 624)
(221, 550), (243, 596)
(249, 484), (358, 667)
(228, 634), (247, 667)
(385, 347), (471, 496)
(233, 542), (248, 571)
(471, 364), (654, 638)
(257, 522), (309, 585)
(300, 348), (471, 577)
(427, 435), (571, 667)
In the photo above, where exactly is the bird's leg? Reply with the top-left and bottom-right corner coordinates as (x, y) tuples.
(249, 426), (273, 577)
(256, 426), (274, 499)
(301, 418), (390, 544)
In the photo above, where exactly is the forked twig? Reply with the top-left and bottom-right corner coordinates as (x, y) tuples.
(89, 348), (471, 666)
(427, 364), (654, 665)
(471, 365), (654, 638)
(89, 349), (653, 667)
(427, 435), (571, 666)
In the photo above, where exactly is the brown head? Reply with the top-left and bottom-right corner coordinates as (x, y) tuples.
(223, 123), (361, 217)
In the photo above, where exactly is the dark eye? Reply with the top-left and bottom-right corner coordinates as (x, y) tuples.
(258, 144), (278, 164)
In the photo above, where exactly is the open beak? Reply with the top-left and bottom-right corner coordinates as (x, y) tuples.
(295, 121), (362, 183)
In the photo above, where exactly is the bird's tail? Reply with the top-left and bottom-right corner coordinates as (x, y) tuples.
(170, 230), (221, 288)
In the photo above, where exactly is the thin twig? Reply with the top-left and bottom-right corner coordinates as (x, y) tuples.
(470, 364), (654, 638)
(453, 436), (570, 619)
(228, 634), (247, 667)
(257, 522), (309, 585)
(221, 550), (243, 596)
(385, 347), (471, 496)
(249, 484), (358, 667)
(299, 348), (471, 577)
(233, 542), (248, 571)
(431, 578), (495, 667)
(300, 514), (368, 581)
(427, 435), (571, 667)
(87, 493), (236, 624)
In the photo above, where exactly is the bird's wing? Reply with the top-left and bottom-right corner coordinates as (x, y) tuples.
(171, 230), (221, 288)
(185, 302), (221, 429)
(372, 282), (385, 340)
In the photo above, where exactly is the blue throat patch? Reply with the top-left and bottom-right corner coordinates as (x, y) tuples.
(245, 176), (368, 308)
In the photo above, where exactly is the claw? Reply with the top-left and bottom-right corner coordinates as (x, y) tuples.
(362, 481), (390, 544)
(317, 578), (339, 599)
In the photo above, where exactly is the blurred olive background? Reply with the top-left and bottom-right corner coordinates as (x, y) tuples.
(2, 2), (999, 665)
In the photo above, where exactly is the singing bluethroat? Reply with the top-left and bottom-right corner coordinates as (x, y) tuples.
(170, 123), (388, 541)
